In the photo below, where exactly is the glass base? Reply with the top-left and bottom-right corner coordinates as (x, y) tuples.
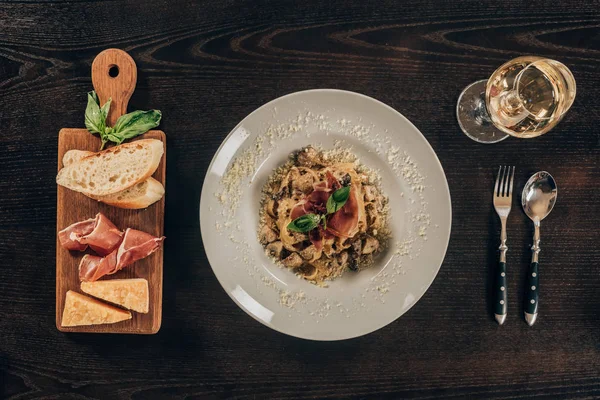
(457, 80), (510, 144)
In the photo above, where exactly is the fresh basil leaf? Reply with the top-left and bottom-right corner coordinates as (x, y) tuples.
(100, 97), (112, 126)
(287, 214), (321, 233)
(326, 186), (351, 214)
(106, 133), (123, 144)
(113, 110), (162, 140)
(84, 91), (105, 134)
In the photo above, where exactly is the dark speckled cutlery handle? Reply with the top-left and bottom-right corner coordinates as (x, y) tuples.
(494, 261), (507, 322)
(525, 223), (541, 326)
(524, 261), (539, 325)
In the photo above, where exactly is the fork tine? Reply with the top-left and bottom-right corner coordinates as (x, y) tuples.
(508, 166), (515, 197)
(502, 166), (510, 197)
(498, 167), (504, 197)
(494, 166), (502, 196)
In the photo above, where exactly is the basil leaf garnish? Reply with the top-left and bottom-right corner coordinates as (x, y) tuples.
(287, 214), (321, 233)
(83, 90), (161, 150)
(326, 186), (351, 214)
(112, 110), (162, 140)
(84, 91), (106, 135)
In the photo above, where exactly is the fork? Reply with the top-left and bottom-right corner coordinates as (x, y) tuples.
(493, 166), (515, 325)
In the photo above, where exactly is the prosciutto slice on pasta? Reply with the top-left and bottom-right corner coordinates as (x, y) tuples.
(259, 146), (387, 284)
(326, 184), (361, 238)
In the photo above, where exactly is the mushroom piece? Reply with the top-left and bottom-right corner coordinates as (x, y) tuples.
(300, 244), (321, 261)
(259, 225), (278, 244)
(351, 239), (362, 255)
(266, 241), (284, 258)
(297, 146), (321, 167)
(362, 236), (379, 255)
(282, 252), (303, 268)
(333, 251), (349, 268)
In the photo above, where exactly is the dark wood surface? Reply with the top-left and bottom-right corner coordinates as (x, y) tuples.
(1, 1), (599, 398)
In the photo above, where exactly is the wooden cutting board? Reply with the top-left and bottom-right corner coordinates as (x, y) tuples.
(56, 49), (165, 334)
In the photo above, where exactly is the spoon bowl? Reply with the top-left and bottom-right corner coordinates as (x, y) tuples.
(522, 171), (558, 222)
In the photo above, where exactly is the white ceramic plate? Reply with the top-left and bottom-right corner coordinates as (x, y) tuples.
(200, 90), (451, 340)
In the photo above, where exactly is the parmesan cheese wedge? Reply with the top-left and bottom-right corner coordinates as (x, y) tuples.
(61, 290), (132, 327)
(81, 279), (149, 313)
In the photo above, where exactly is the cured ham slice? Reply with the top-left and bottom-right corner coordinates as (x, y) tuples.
(79, 214), (124, 256)
(58, 213), (123, 256)
(79, 254), (116, 282)
(58, 218), (95, 252)
(116, 228), (165, 270)
(290, 171), (350, 250)
(79, 229), (165, 282)
(326, 184), (360, 238)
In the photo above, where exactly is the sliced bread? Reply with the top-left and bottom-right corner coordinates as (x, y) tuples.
(63, 150), (164, 209)
(81, 278), (149, 313)
(61, 290), (132, 327)
(62, 149), (94, 167)
(56, 139), (163, 196)
(92, 177), (164, 209)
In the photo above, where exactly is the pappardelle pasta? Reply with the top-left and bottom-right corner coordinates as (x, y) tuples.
(259, 146), (389, 284)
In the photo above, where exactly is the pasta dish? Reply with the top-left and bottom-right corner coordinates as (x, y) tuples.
(259, 146), (389, 284)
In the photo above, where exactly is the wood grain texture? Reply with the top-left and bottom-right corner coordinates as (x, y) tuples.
(0, 0), (599, 398)
(56, 129), (165, 334)
(91, 49), (137, 126)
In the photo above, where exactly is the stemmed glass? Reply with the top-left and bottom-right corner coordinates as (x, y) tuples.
(457, 56), (576, 144)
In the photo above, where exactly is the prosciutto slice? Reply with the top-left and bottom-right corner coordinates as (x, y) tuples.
(116, 228), (165, 270)
(58, 218), (95, 252)
(327, 184), (360, 238)
(80, 214), (123, 256)
(58, 213), (123, 256)
(79, 228), (165, 282)
(288, 171), (352, 248)
(78, 253), (116, 282)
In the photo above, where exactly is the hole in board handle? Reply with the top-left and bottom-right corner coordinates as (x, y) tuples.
(108, 65), (119, 78)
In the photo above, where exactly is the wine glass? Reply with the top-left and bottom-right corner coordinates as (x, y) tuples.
(457, 56), (576, 144)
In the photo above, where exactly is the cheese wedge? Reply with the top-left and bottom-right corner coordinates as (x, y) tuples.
(81, 279), (149, 313)
(61, 290), (132, 327)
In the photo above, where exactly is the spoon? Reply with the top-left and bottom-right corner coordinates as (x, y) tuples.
(521, 171), (558, 326)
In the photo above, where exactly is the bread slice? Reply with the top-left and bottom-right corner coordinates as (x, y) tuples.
(56, 139), (164, 196)
(62, 149), (94, 167)
(81, 278), (149, 313)
(63, 150), (165, 209)
(93, 177), (164, 209)
(61, 290), (132, 327)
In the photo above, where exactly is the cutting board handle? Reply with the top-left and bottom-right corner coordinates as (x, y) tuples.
(91, 49), (137, 126)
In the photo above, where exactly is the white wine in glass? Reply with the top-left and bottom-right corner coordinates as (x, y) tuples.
(457, 56), (576, 143)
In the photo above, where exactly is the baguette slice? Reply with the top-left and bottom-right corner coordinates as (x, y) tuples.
(56, 139), (164, 196)
(92, 177), (164, 209)
(81, 279), (149, 313)
(62, 149), (94, 166)
(61, 290), (132, 327)
(63, 150), (165, 209)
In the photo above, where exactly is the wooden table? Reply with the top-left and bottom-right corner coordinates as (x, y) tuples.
(1, 1), (599, 398)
